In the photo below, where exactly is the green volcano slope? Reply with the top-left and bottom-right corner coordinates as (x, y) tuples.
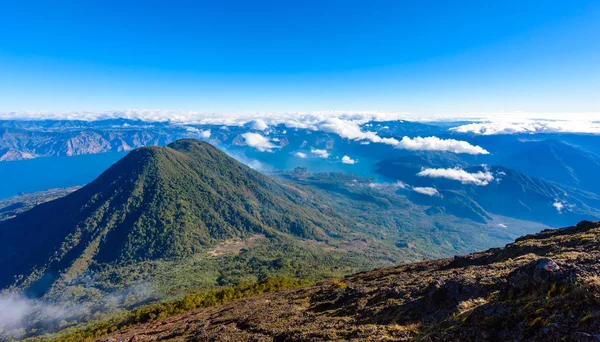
(0, 140), (381, 295)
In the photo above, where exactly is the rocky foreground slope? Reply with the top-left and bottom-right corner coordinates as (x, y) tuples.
(92, 221), (600, 341)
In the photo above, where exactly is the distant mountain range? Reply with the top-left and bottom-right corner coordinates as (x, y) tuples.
(376, 155), (600, 226)
(498, 139), (600, 194)
(5, 118), (600, 237)
(0, 120), (192, 161)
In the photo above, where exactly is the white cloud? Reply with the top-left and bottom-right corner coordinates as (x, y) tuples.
(311, 148), (330, 158)
(241, 132), (278, 152)
(249, 119), (269, 130)
(396, 136), (489, 155)
(368, 180), (408, 191)
(294, 152), (307, 158)
(185, 127), (211, 138)
(368, 183), (384, 189)
(413, 187), (439, 196)
(318, 118), (380, 141)
(341, 155), (357, 164)
(450, 120), (600, 135)
(3, 110), (600, 128)
(417, 167), (494, 186)
(316, 117), (401, 146)
(314, 118), (487, 155)
(553, 201), (564, 213)
(395, 180), (409, 189)
(498, 223), (508, 228)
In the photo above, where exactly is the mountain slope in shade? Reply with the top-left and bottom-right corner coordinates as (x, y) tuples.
(91, 221), (600, 342)
(0, 139), (350, 292)
(498, 139), (600, 193)
(376, 156), (600, 226)
(464, 165), (600, 226)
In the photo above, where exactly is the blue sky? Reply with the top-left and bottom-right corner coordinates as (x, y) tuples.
(0, 0), (598, 115)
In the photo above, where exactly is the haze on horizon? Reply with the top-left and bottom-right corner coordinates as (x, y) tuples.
(0, 1), (599, 116)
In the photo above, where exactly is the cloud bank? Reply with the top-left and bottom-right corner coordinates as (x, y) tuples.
(241, 133), (278, 152)
(0, 110), (493, 154)
(417, 167), (495, 186)
(5, 110), (599, 125)
(450, 120), (600, 135)
(0, 110), (410, 126)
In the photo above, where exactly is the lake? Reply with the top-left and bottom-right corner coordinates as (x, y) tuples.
(0, 152), (127, 199)
(0, 148), (391, 200)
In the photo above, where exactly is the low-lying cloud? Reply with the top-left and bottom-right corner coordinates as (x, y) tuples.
(368, 180), (408, 192)
(0, 294), (85, 339)
(0, 280), (155, 340)
(368, 180), (442, 198)
(241, 133), (278, 152)
(417, 167), (494, 186)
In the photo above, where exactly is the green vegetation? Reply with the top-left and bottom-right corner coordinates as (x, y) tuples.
(275, 171), (541, 259)
(66, 221), (600, 342)
(0, 187), (80, 221)
(28, 277), (308, 342)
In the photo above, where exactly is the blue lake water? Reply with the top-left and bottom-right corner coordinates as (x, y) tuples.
(0, 152), (126, 199)
(0, 149), (391, 200)
(228, 148), (389, 180)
